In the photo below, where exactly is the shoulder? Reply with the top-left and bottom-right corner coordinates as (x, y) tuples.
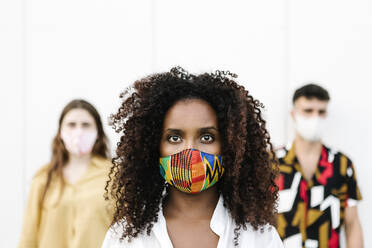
(101, 224), (124, 248)
(322, 144), (352, 162)
(33, 164), (50, 178)
(25, 164), (52, 198)
(322, 145), (356, 174)
(32, 164), (52, 185)
(336, 150), (353, 165)
(239, 224), (284, 247)
(101, 222), (155, 248)
(92, 156), (113, 169)
(91, 156), (113, 177)
(274, 145), (288, 160)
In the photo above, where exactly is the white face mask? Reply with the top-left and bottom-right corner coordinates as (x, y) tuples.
(294, 114), (326, 142)
(61, 129), (98, 156)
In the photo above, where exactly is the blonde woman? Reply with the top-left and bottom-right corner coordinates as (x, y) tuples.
(19, 99), (113, 248)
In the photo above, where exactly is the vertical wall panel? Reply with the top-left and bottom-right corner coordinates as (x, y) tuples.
(154, 0), (289, 146)
(24, 0), (154, 205)
(0, 0), (24, 246)
(288, 1), (372, 246)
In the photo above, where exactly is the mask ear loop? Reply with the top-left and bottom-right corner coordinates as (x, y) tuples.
(161, 182), (170, 207)
(161, 182), (168, 196)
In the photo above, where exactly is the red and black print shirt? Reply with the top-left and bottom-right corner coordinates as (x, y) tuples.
(275, 144), (362, 248)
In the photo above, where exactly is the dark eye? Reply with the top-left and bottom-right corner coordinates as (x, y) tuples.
(82, 122), (91, 128)
(319, 110), (326, 115)
(67, 122), (76, 127)
(201, 134), (214, 143)
(167, 135), (182, 143)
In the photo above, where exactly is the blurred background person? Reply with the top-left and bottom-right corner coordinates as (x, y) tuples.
(275, 84), (363, 248)
(18, 99), (113, 248)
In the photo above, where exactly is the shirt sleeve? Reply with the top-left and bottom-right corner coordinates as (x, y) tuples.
(244, 225), (284, 248)
(101, 224), (124, 248)
(101, 229), (114, 248)
(343, 155), (362, 207)
(17, 176), (43, 248)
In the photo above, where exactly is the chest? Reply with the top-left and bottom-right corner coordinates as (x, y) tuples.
(166, 219), (219, 248)
(297, 154), (319, 181)
(63, 164), (89, 184)
(43, 174), (107, 213)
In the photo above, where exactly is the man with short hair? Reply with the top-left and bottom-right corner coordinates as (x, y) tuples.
(276, 84), (363, 248)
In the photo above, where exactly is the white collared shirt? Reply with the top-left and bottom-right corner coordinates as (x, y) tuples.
(101, 196), (284, 248)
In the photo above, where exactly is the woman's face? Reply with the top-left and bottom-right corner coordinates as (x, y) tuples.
(60, 108), (98, 156)
(160, 99), (221, 157)
(61, 108), (97, 133)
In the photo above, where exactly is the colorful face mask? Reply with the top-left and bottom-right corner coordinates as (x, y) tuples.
(159, 148), (224, 194)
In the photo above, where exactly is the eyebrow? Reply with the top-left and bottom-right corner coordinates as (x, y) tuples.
(165, 128), (183, 135)
(198, 127), (218, 133)
(165, 126), (218, 134)
(303, 108), (327, 111)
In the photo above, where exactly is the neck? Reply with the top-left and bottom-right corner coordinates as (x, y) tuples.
(294, 134), (322, 155)
(67, 153), (92, 166)
(164, 186), (219, 221)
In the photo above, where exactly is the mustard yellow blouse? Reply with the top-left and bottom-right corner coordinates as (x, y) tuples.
(18, 156), (114, 248)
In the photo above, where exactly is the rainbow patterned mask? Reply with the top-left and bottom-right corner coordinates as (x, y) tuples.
(159, 148), (224, 194)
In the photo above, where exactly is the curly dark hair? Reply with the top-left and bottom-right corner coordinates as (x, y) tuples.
(106, 67), (279, 245)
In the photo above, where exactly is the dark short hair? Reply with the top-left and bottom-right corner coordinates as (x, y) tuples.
(293, 83), (330, 103)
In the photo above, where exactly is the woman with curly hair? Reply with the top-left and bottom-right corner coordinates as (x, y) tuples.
(102, 67), (283, 247)
(18, 99), (113, 248)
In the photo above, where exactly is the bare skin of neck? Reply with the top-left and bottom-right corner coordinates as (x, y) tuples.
(294, 134), (323, 182)
(63, 153), (91, 184)
(163, 187), (219, 248)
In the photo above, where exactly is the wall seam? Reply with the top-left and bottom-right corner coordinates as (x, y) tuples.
(150, 0), (157, 72)
(283, 0), (292, 144)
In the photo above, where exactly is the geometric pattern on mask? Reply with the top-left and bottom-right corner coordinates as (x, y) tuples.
(159, 148), (224, 194)
(201, 151), (224, 191)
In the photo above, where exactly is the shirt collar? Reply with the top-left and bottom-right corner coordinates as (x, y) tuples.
(90, 156), (106, 168)
(152, 202), (174, 247)
(210, 195), (228, 236)
(284, 142), (327, 166)
(284, 143), (297, 165)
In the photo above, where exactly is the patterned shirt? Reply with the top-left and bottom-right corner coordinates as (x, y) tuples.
(275, 143), (362, 248)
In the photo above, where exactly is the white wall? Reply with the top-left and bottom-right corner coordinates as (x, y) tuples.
(1, 0), (370, 247)
(153, 0), (289, 147)
(0, 0), (24, 246)
(288, 1), (372, 245)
